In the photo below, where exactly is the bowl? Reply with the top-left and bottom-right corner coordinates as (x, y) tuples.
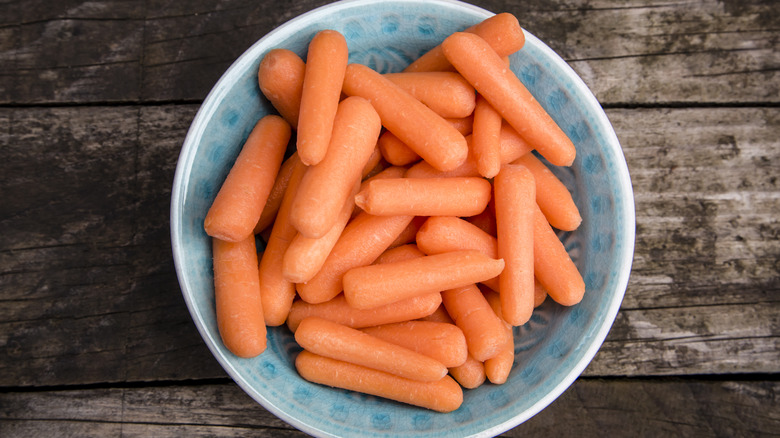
(170, 0), (635, 436)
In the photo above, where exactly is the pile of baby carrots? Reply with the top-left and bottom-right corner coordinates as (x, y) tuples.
(204, 12), (585, 413)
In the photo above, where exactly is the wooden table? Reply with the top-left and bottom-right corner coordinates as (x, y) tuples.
(1, 0), (778, 436)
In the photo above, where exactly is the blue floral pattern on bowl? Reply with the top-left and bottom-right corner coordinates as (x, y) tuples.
(171, 1), (635, 437)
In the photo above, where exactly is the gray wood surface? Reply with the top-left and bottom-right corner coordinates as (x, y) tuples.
(1, 0), (778, 436)
(1, 379), (778, 437)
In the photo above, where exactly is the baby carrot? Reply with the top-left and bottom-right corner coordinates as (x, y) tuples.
(295, 350), (463, 413)
(448, 115), (474, 135)
(253, 152), (299, 234)
(442, 32), (576, 167)
(374, 242), (426, 264)
(286, 292), (441, 332)
(361, 146), (384, 179)
(377, 130), (421, 166)
(534, 277), (549, 307)
(257, 49), (305, 129)
(513, 153), (582, 231)
(257, 157), (307, 326)
(377, 117), (474, 167)
(204, 115), (291, 242)
(362, 320), (468, 368)
(290, 96), (382, 239)
(212, 236), (266, 358)
(420, 305), (487, 389)
(471, 94), (503, 178)
(296, 316), (448, 382)
(384, 72), (476, 119)
(296, 30), (349, 165)
(442, 283), (511, 362)
(533, 203), (586, 306)
(416, 216), (498, 258)
(403, 12), (525, 73)
(404, 123), (532, 179)
(343, 250), (505, 310)
(282, 181), (360, 284)
(494, 164), (536, 326)
(296, 212), (413, 304)
(415, 216), (500, 291)
(355, 177), (492, 217)
(342, 63), (468, 172)
(467, 200), (497, 237)
(482, 288), (515, 384)
(388, 216), (428, 249)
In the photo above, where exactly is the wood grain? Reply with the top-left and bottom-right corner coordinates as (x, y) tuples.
(1, 0), (777, 104)
(1, 379), (777, 436)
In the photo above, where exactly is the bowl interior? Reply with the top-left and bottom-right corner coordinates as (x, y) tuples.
(171, 1), (635, 437)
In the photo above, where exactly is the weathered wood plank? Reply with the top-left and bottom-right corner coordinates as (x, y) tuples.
(0, 105), (224, 386)
(516, 0), (780, 105)
(0, 0), (777, 104)
(1, 380), (777, 436)
(0, 1), (145, 103)
(586, 303), (780, 376)
(1, 105), (777, 387)
(616, 107), (780, 310)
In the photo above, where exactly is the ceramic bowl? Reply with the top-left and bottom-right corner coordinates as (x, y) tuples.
(171, 0), (635, 436)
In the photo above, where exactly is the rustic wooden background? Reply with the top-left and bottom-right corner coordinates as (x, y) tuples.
(1, 0), (778, 436)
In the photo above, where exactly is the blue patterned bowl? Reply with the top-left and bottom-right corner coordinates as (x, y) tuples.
(171, 0), (635, 436)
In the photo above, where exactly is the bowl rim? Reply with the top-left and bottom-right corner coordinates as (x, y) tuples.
(170, 0), (636, 436)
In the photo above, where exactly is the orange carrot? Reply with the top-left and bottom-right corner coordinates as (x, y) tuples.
(471, 94), (503, 178)
(257, 49), (305, 129)
(513, 153), (582, 231)
(449, 354), (488, 389)
(420, 305), (487, 389)
(388, 216), (428, 249)
(362, 320), (468, 368)
(361, 145), (384, 179)
(377, 130), (421, 166)
(342, 63), (468, 172)
(533, 203), (586, 306)
(253, 152), (299, 234)
(404, 12), (525, 73)
(404, 123), (532, 178)
(374, 242), (426, 264)
(377, 117), (474, 167)
(494, 164), (536, 326)
(295, 350), (463, 413)
(467, 200), (497, 237)
(415, 216), (500, 291)
(343, 250), (505, 310)
(296, 30), (349, 165)
(257, 158), (307, 326)
(442, 32), (576, 167)
(416, 216), (498, 258)
(282, 181), (360, 284)
(355, 177), (492, 217)
(441, 283), (511, 362)
(286, 292), (441, 332)
(482, 288), (515, 384)
(289, 96), (382, 239)
(384, 72), (476, 118)
(296, 317), (447, 381)
(534, 277), (548, 307)
(448, 115), (474, 135)
(212, 236), (266, 358)
(204, 115), (291, 242)
(354, 165), (407, 218)
(296, 212), (413, 304)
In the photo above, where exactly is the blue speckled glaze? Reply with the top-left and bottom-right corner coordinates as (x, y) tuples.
(170, 1), (636, 437)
